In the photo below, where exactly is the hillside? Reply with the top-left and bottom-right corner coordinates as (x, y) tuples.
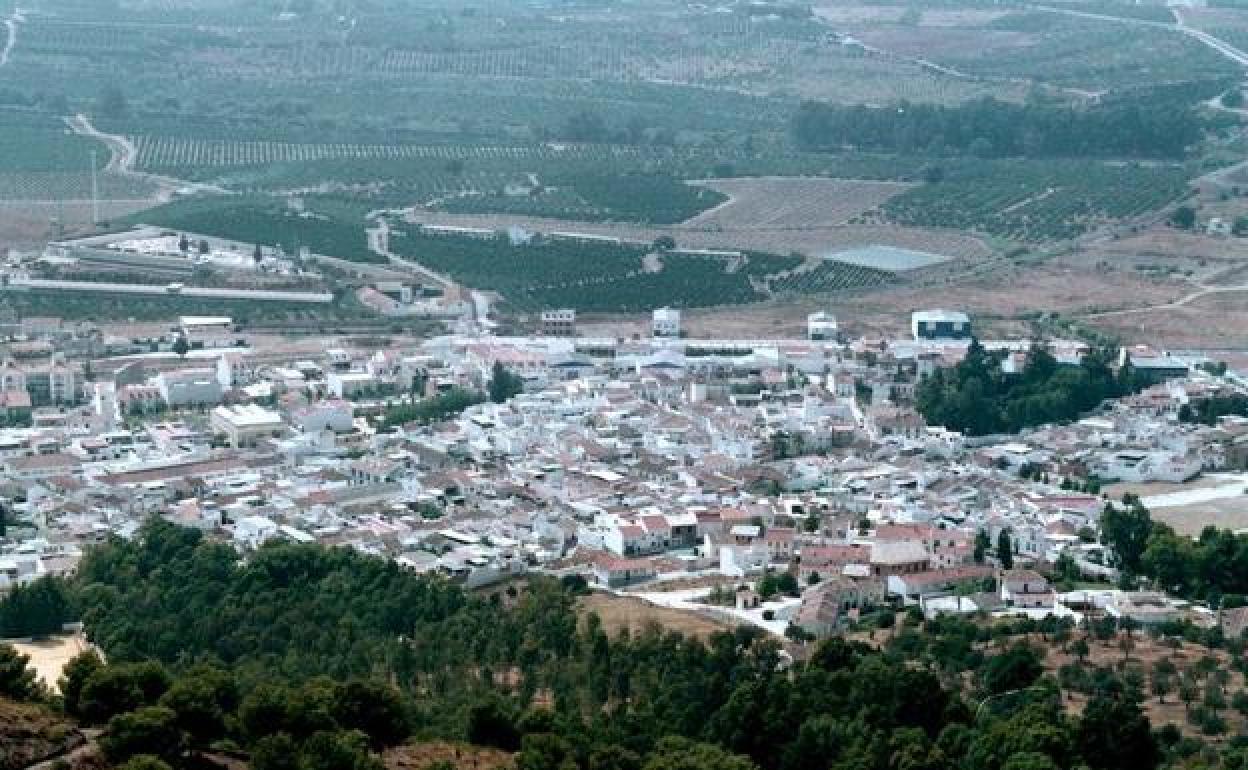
(0, 698), (92, 770)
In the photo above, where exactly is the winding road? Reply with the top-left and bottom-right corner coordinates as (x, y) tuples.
(65, 113), (228, 198)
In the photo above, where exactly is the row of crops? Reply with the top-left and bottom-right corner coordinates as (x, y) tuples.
(770, 262), (897, 295)
(516, 254), (765, 313)
(881, 160), (1192, 241)
(388, 229), (894, 312)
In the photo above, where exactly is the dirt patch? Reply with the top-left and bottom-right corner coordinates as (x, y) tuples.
(7, 634), (92, 694)
(0, 698), (85, 770)
(579, 592), (734, 640)
(1104, 478), (1228, 501)
(384, 741), (515, 770)
(1040, 631), (1248, 738)
(1088, 291), (1248, 349)
(1150, 498), (1248, 536)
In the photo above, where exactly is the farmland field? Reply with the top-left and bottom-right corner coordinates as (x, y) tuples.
(881, 160), (1193, 241)
(121, 196), (382, 264)
(2, 0), (1243, 320)
(684, 177), (913, 229)
(386, 227), (892, 312)
(0, 109), (106, 173)
(401, 208), (994, 266)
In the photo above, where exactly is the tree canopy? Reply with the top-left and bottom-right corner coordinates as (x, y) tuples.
(916, 342), (1146, 436)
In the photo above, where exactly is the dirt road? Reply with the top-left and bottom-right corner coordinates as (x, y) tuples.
(65, 113), (229, 199)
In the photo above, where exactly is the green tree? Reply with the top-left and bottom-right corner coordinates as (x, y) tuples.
(100, 706), (186, 764)
(1101, 501), (1153, 575)
(158, 666), (238, 746)
(251, 733), (299, 770)
(331, 679), (409, 749)
(298, 730), (383, 770)
(980, 643), (1043, 696)
(0, 576), (73, 637)
(642, 736), (757, 770)
(488, 361), (524, 404)
(974, 530), (990, 564)
(998, 529), (1014, 570)
(1170, 205), (1196, 230)
(1076, 695), (1160, 770)
(0, 644), (39, 700)
(172, 335), (190, 358)
(60, 649), (105, 718)
(79, 662), (172, 725)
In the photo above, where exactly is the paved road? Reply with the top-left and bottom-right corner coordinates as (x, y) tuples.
(365, 212), (457, 291)
(1034, 4), (1248, 68)
(6, 276), (334, 303)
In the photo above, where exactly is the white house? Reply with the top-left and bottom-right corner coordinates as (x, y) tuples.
(157, 369), (224, 407)
(211, 404), (284, 448)
(653, 307), (681, 338)
(807, 312), (839, 341)
(291, 400), (354, 434)
(234, 515), (280, 549)
(327, 371), (377, 399)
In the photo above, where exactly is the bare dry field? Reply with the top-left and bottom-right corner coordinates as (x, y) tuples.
(1150, 498), (1248, 536)
(0, 199), (156, 249)
(579, 592), (733, 640)
(1088, 291), (1248, 349)
(1092, 227), (1248, 263)
(7, 634), (93, 693)
(1105, 477), (1226, 501)
(621, 260), (1190, 339)
(685, 177), (912, 229)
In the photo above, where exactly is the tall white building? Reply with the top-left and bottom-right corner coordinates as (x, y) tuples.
(652, 307), (681, 338)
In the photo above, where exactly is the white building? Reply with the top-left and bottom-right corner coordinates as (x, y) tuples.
(540, 308), (577, 337)
(157, 369), (224, 407)
(180, 316), (235, 349)
(210, 404), (284, 448)
(807, 312), (839, 341)
(216, 352), (254, 389)
(234, 515), (280, 549)
(653, 307), (682, 338)
(911, 310), (971, 340)
(327, 371), (377, 399)
(291, 400), (354, 434)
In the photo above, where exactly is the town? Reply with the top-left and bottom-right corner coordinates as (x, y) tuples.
(3, 290), (1245, 647)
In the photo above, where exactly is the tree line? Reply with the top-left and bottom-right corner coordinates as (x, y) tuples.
(792, 97), (1207, 159)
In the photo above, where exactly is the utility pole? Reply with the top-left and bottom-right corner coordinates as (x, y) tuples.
(89, 149), (99, 226)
